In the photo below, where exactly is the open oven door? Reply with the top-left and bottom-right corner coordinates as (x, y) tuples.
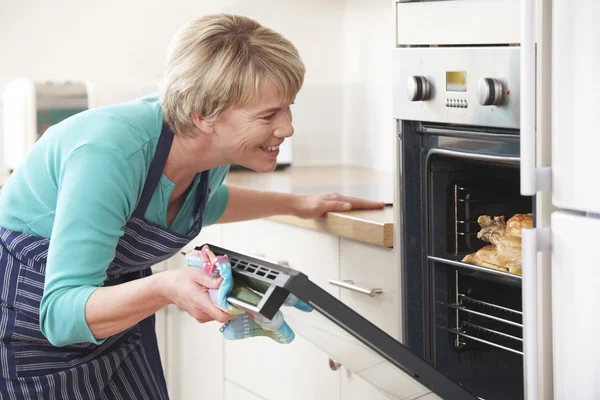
(201, 244), (479, 400)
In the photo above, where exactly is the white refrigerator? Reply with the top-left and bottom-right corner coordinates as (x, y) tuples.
(522, 0), (600, 399)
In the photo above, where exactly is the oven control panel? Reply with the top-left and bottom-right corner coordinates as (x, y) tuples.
(393, 47), (520, 129)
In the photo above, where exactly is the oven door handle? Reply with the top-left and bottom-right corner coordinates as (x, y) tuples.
(427, 148), (519, 165)
(522, 227), (551, 400)
(520, 0), (551, 196)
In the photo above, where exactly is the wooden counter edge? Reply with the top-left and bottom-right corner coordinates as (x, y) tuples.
(267, 212), (394, 248)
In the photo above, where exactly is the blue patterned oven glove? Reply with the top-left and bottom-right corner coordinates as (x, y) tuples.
(185, 246), (312, 344)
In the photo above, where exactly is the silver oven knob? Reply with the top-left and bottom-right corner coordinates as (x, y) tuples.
(407, 75), (431, 102)
(477, 77), (504, 106)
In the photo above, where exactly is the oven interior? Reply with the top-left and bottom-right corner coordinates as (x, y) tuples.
(428, 155), (531, 400)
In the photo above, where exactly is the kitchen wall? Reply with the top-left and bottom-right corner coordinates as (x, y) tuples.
(341, 0), (395, 171)
(0, 0), (394, 172)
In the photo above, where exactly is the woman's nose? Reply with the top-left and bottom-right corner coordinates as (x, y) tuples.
(274, 109), (294, 138)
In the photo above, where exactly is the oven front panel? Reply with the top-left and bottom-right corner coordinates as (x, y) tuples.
(393, 47), (520, 129)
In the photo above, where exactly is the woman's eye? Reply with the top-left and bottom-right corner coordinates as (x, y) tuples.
(263, 113), (276, 121)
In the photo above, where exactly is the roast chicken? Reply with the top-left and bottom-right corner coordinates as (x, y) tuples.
(461, 213), (532, 275)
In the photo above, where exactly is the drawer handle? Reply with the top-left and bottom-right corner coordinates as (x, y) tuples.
(328, 279), (383, 298)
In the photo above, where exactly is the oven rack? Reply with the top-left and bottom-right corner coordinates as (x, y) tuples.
(429, 255), (522, 287)
(440, 287), (523, 356)
(445, 327), (523, 356)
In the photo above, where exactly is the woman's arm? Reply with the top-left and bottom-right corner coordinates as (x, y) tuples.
(85, 268), (230, 340)
(40, 146), (230, 347)
(216, 185), (385, 223)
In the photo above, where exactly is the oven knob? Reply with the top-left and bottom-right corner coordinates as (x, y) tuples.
(477, 77), (504, 106)
(407, 75), (431, 101)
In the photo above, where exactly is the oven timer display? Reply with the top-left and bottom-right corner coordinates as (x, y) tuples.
(446, 71), (467, 92)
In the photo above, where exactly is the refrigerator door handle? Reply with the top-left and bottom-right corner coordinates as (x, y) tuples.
(520, 0), (552, 196)
(522, 227), (551, 400)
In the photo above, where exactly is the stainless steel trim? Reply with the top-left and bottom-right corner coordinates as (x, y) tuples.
(427, 148), (520, 165)
(448, 329), (524, 356)
(446, 303), (523, 328)
(393, 47), (520, 129)
(493, 79), (503, 105)
(428, 255), (522, 281)
(328, 279), (383, 298)
(419, 125), (519, 142)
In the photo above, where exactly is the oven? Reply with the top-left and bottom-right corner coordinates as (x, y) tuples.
(394, 46), (531, 400)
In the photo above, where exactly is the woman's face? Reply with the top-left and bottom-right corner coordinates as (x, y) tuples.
(211, 82), (294, 172)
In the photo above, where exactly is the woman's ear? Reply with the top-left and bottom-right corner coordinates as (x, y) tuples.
(191, 112), (215, 134)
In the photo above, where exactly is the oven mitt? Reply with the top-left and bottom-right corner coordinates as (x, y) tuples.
(185, 247), (312, 344)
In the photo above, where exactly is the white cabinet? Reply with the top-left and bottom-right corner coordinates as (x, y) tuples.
(163, 225), (225, 400)
(551, 212), (600, 398)
(341, 368), (394, 400)
(396, 0), (520, 46)
(337, 239), (399, 400)
(224, 380), (264, 400)
(338, 239), (399, 339)
(162, 220), (401, 400)
(222, 219), (342, 400)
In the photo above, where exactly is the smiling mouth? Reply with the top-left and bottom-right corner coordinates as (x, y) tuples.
(260, 145), (280, 152)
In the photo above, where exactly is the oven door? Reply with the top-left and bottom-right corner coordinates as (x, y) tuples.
(203, 244), (478, 400)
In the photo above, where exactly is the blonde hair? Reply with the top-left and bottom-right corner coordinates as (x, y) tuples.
(160, 14), (305, 136)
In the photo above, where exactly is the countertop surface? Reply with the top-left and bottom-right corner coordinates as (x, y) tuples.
(226, 166), (396, 248)
(0, 166), (396, 247)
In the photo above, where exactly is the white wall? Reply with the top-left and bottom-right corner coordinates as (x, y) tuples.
(341, 0), (395, 171)
(0, 0), (394, 171)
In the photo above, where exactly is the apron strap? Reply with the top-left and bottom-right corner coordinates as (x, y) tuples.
(133, 123), (175, 217)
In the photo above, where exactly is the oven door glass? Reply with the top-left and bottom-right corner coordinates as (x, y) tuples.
(204, 244), (479, 400)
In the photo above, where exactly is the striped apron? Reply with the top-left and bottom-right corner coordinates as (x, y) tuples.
(0, 123), (210, 399)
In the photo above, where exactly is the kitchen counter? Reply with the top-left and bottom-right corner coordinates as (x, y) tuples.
(226, 166), (395, 248)
(0, 166), (396, 247)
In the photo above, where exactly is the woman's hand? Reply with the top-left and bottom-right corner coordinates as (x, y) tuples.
(291, 193), (386, 219)
(161, 267), (234, 323)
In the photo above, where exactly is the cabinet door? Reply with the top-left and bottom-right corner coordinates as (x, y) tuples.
(551, 212), (600, 400)
(338, 240), (400, 400)
(222, 220), (341, 400)
(165, 225), (225, 400)
(396, 0), (520, 46)
(224, 380), (264, 400)
(338, 239), (399, 339)
(552, 0), (600, 214)
(341, 368), (394, 400)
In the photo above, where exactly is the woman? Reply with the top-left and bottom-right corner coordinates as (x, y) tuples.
(0, 13), (383, 399)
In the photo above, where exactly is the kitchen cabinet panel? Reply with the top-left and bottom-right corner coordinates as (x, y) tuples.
(396, 0), (520, 46)
(341, 368), (394, 400)
(164, 225), (224, 399)
(339, 239), (399, 339)
(222, 219), (341, 400)
(224, 380), (265, 400)
(551, 212), (600, 399)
